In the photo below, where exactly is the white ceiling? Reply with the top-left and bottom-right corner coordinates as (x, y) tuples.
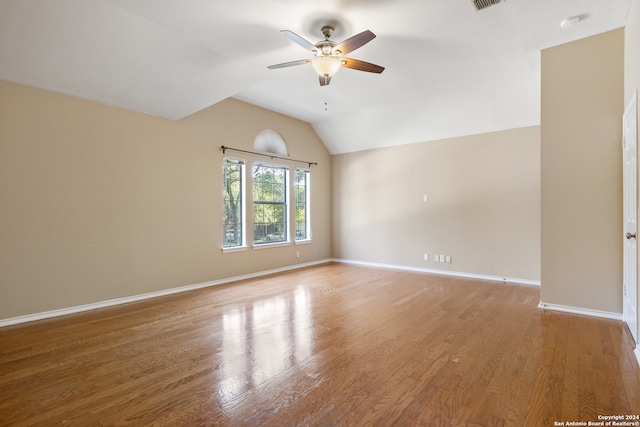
(0, 0), (631, 154)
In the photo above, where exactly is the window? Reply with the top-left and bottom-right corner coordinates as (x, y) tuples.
(253, 164), (288, 244)
(221, 156), (312, 251)
(223, 158), (245, 248)
(294, 169), (310, 240)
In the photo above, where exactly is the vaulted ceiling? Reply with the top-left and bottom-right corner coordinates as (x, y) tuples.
(0, 0), (631, 154)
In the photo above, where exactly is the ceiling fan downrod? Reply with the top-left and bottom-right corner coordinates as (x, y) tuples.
(321, 25), (334, 40)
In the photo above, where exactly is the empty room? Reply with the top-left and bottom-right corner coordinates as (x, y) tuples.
(1, 0), (640, 425)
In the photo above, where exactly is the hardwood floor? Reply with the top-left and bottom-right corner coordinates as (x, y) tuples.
(1, 262), (639, 426)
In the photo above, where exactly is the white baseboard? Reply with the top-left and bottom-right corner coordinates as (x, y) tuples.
(331, 258), (541, 286)
(0, 259), (332, 328)
(537, 301), (623, 321)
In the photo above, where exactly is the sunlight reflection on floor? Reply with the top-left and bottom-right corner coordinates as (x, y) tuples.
(219, 286), (315, 407)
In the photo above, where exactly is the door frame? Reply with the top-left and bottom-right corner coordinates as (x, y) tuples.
(623, 90), (640, 366)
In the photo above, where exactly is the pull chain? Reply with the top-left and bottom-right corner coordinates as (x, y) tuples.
(323, 84), (329, 111)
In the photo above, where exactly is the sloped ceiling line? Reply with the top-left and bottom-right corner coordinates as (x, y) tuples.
(0, 0), (631, 154)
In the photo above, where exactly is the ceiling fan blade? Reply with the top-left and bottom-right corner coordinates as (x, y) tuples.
(319, 75), (331, 86)
(281, 30), (317, 53)
(333, 30), (376, 55)
(267, 59), (311, 70)
(341, 58), (385, 74)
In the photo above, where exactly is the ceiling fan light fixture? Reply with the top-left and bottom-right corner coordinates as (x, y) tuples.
(312, 56), (341, 77)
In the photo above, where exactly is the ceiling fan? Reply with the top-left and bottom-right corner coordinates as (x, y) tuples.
(267, 25), (385, 86)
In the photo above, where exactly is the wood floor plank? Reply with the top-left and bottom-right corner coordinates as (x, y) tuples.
(1, 263), (639, 426)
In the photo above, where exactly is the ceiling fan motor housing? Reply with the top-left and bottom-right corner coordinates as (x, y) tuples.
(316, 26), (338, 56)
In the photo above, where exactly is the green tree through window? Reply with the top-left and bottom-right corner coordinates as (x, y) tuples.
(295, 169), (310, 240)
(223, 158), (244, 247)
(253, 164), (288, 243)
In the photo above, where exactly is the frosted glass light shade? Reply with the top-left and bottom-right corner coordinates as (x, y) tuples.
(312, 57), (341, 77)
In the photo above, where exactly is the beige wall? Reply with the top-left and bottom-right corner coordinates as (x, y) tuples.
(332, 127), (541, 282)
(540, 29), (624, 314)
(0, 81), (331, 320)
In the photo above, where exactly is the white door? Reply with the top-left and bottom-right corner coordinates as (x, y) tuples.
(623, 91), (638, 346)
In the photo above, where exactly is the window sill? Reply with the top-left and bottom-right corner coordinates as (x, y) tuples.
(294, 239), (312, 245)
(221, 246), (248, 254)
(252, 241), (292, 250)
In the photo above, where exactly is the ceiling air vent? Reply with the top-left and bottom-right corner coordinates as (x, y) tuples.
(471, 0), (503, 11)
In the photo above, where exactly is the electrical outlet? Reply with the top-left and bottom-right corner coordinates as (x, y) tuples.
(296, 251), (300, 258)
(424, 253), (429, 261)
(445, 255), (451, 263)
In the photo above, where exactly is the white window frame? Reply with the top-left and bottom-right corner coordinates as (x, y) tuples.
(222, 157), (247, 253)
(252, 162), (290, 247)
(294, 168), (311, 243)
(222, 157), (312, 253)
